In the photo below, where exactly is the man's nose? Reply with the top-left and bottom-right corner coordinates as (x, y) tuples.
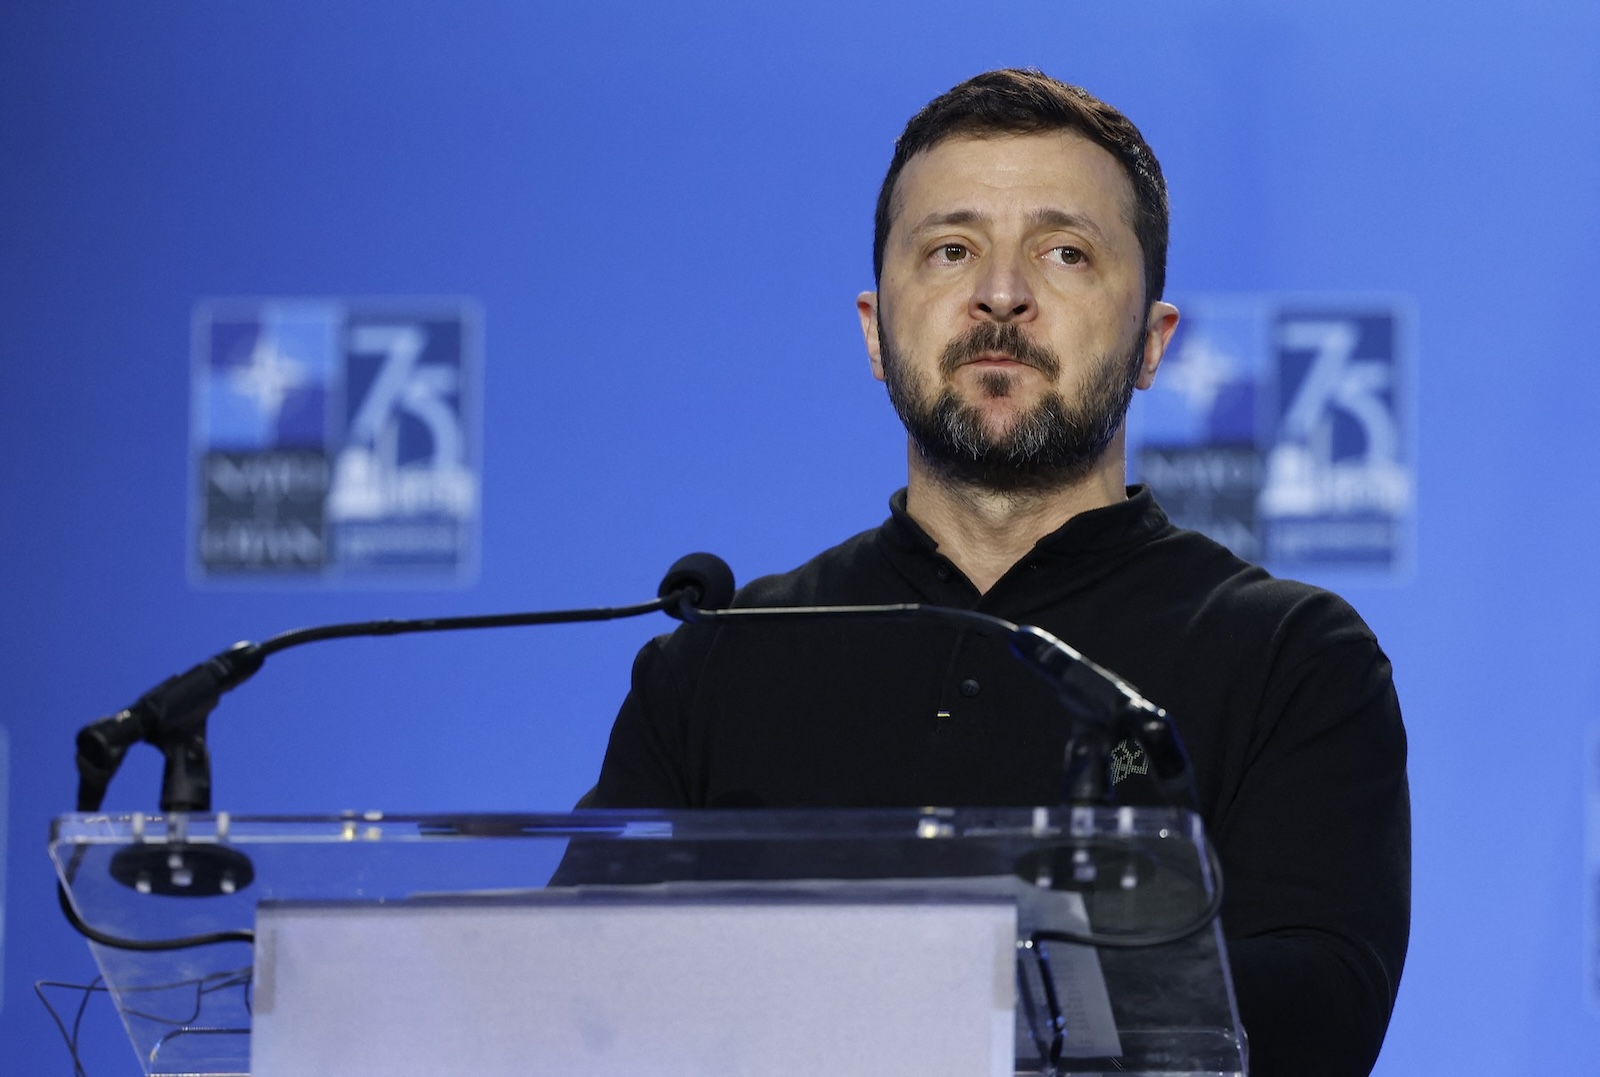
(969, 250), (1036, 322)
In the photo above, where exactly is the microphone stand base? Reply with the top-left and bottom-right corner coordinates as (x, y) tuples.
(109, 842), (255, 898)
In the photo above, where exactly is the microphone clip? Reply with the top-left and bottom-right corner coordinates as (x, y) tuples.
(1008, 624), (1197, 809)
(74, 641), (263, 813)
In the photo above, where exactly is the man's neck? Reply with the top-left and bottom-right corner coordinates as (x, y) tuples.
(903, 437), (1130, 595)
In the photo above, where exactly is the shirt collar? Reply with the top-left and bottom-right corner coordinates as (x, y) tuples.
(883, 485), (1170, 561)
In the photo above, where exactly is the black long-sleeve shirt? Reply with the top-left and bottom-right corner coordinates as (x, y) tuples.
(593, 487), (1410, 1076)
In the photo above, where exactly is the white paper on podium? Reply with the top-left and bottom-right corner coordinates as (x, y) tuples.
(251, 896), (1020, 1077)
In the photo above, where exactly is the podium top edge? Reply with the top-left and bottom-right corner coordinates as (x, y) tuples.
(51, 805), (1204, 847)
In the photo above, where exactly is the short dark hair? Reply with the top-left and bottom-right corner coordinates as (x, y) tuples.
(872, 69), (1169, 304)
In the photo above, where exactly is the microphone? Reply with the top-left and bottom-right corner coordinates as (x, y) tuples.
(663, 562), (1195, 808)
(658, 552), (737, 615)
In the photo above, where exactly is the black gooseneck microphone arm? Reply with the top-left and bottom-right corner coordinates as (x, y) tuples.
(73, 556), (737, 815)
(664, 578), (1196, 810)
(60, 555), (735, 948)
(72, 546), (1189, 814)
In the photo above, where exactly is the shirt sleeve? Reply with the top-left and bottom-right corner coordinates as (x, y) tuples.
(1215, 617), (1411, 1077)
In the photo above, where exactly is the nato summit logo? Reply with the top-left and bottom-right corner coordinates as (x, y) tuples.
(191, 299), (480, 582)
(1129, 297), (1413, 575)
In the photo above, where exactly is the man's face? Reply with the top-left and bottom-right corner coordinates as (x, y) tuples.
(858, 131), (1178, 492)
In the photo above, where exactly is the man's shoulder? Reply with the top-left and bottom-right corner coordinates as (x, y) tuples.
(734, 523), (895, 607)
(1144, 521), (1378, 651)
(641, 520), (897, 670)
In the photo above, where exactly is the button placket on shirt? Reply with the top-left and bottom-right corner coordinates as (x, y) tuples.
(932, 626), (1010, 732)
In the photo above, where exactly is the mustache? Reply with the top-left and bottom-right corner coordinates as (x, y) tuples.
(938, 323), (1061, 379)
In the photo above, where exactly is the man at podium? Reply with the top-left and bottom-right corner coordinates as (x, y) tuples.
(589, 69), (1409, 1077)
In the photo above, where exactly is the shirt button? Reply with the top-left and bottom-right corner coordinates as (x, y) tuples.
(935, 565), (952, 582)
(959, 678), (981, 697)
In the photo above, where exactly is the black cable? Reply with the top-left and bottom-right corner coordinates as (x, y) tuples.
(118, 967), (252, 1025)
(34, 976), (102, 1077)
(1015, 957), (1052, 1064)
(69, 974), (97, 1065)
(1028, 940), (1068, 1066)
(57, 880), (254, 951)
(36, 968), (257, 1075)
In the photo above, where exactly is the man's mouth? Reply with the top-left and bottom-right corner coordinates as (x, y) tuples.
(937, 325), (1061, 379)
(963, 350), (1035, 370)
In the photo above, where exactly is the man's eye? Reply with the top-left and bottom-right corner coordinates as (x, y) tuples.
(937, 244), (969, 262)
(1050, 246), (1085, 265)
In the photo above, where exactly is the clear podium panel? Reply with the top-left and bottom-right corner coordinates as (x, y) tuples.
(51, 806), (1245, 1076)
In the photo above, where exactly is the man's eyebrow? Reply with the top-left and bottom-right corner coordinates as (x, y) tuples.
(1027, 208), (1108, 240)
(905, 209), (987, 236)
(904, 207), (1110, 241)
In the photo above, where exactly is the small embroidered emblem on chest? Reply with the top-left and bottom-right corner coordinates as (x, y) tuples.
(1110, 739), (1150, 784)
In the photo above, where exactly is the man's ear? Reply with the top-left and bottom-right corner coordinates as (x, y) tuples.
(1135, 301), (1180, 390)
(857, 291), (885, 382)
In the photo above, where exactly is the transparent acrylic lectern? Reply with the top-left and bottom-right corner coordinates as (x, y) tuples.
(51, 806), (1245, 1076)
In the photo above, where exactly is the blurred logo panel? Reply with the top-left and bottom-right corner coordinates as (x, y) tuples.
(191, 299), (480, 583)
(1129, 296), (1412, 577)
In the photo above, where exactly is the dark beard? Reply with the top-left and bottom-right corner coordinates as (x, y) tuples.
(880, 320), (1145, 494)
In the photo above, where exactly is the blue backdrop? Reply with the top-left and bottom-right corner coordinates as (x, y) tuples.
(3, 1), (1599, 1071)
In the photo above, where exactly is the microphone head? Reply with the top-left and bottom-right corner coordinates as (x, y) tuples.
(659, 552), (736, 613)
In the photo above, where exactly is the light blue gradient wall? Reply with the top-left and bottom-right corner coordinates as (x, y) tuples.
(3, 1), (1598, 1071)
